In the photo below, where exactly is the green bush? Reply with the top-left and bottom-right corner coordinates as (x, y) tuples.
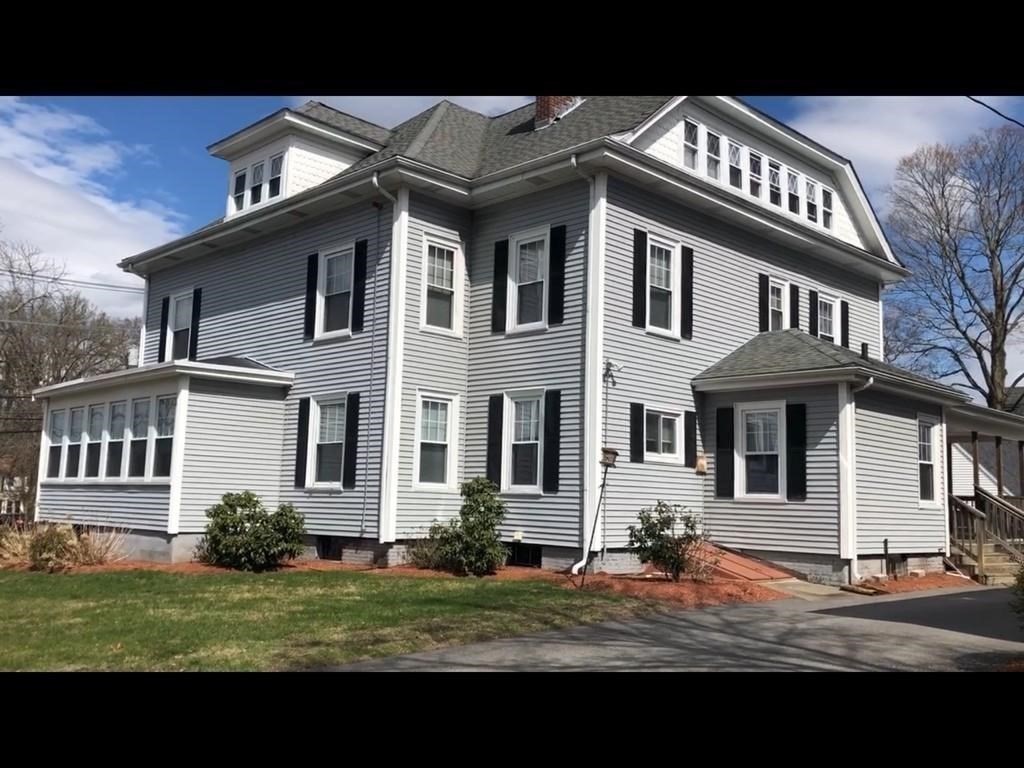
(409, 477), (507, 576)
(627, 501), (717, 582)
(28, 524), (77, 572)
(196, 491), (305, 572)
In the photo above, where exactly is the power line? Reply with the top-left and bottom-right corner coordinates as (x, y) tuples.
(0, 317), (135, 331)
(2, 270), (144, 294)
(965, 96), (1024, 130)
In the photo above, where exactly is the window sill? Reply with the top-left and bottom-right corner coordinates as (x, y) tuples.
(303, 485), (344, 495)
(501, 489), (544, 498)
(644, 328), (681, 342)
(311, 329), (353, 345)
(732, 495), (786, 503)
(918, 501), (942, 510)
(419, 325), (464, 341)
(412, 482), (459, 493)
(504, 324), (548, 338)
(643, 456), (683, 466)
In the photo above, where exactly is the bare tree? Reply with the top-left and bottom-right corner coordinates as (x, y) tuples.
(885, 125), (1024, 409)
(1, 228), (140, 517)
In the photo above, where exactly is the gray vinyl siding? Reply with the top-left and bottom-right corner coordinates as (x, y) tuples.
(144, 202), (390, 537)
(701, 386), (840, 555)
(38, 484), (169, 531)
(465, 181), (589, 547)
(178, 379), (287, 532)
(855, 390), (946, 554)
(396, 193), (472, 537)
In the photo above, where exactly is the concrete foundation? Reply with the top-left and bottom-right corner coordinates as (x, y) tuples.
(298, 535), (408, 567)
(740, 549), (850, 585)
(115, 530), (203, 563)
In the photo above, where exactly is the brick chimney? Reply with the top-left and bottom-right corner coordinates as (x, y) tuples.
(535, 96), (581, 129)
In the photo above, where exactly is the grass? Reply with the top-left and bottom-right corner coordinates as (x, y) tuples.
(0, 569), (650, 671)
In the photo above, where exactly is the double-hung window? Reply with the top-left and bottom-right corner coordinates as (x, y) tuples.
(506, 392), (543, 492)
(918, 416), (937, 502)
(169, 292), (193, 360)
(806, 180), (818, 223)
(416, 393), (456, 486)
(706, 131), (721, 180)
(683, 120), (699, 170)
(737, 402), (784, 498)
(768, 161), (782, 206)
(509, 230), (547, 331)
(65, 407), (84, 479)
(768, 280), (786, 331)
(250, 162), (264, 205)
(749, 151), (763, 198)
(268, 155), (283, 199)
(46, 409), (65, 479)
(106, 402), (126, 478)
(153, 395), (176, 477)
(728, 142), (743, 188)
(85, 404), (104, 478)
(787, 171), (801, 214)
(647, 239), (677, 335)
(232, 171), (246, 212)
(822, 188), (834, 230)
(320, 247), (354, 335)
(818, 295), (837, 342)
(128, 398), (150, 478)
(314, 398), (346, 485)
(423, 240), (459, 333)
(645, 409), (680, 461)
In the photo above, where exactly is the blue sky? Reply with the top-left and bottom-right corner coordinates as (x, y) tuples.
(2, 95), (1023, 318)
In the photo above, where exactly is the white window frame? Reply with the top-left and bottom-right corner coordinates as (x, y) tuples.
(705, 129), (721, 181)
(506, 227), (550, 334)
(786, 169), (803, 217)
(45, 408), (66, 480)
(768, 278), (788, 332)
(127, 397), (152, 481)
(817, 293), (839, 343)
(682, 119), (699, 170)
(646, 236), (680, 338)
(306, 394), (348, 490)
(65, 406), (85, 481)
(229, 152), (288, 214)
(502, 389), (545, 495)
(767, 160), (783, 207)
(315, 244), (355, 340)
(152, 394), (177, 479)
(419, 233), (465, 338)
(84, 403), (105, 479)
(821, 187), (834, 230)
(249, 161), (265, 206)
(805, 179), (818, 224)
(735, 400), (787, 501)
(412, 390), (460, 490)
(165, 289), (194, 361)
(104, 400), (128, 481)
(268, 153), (284, 199)
(727, 141), (744, 189)
(232, 169), (247, 212)
(748, 150), (763, 200)
(917, 414), (940, 507)
(644, 406), (682, 465)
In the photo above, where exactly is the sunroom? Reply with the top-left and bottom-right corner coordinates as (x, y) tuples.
(33, 358), (293, 561)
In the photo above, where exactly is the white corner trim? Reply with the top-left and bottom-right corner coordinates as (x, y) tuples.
(625, 96), (688, 145)
(34, 398), (49, 521)
(941, 408), (950, 556)
(583, 171), (608, 551)
(878, 284), (885, 360)
(138, 278), (149, 367)
(379, 186), (409, 543)
(166, 375), (190, 535)
(838, 382), (856, 560)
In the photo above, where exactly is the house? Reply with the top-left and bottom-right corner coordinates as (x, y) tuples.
(31, 96), (1024, 583)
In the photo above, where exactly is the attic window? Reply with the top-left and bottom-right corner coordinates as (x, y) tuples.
(250, 162), (264, 205)
(806, 180), (818, 223)
(787, 172), (800, 214)
(749, 152), (762, 198)
(706, 131), (721, 180)
(822, 189), (833, 229)
(768, 161), (782, 206)
(233, 171), (246, 212)
(728, 143), (742, 188)
(269, 155), (283, 198)
(683, 120), (699, 170)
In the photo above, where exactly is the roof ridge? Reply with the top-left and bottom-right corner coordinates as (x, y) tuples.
(304, 100), (391, 133)
(405, 101), (450, 159)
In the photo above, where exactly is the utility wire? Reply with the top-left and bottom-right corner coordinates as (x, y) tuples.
(965, 96), (1024, 130)
(2, 270), (144, 294)
(0, 317), (135, 331)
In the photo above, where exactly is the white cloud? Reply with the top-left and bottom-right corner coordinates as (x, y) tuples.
(784, 96), (1024, 216)
(293, 96), (532, 128)
(0, 98), (188, 317)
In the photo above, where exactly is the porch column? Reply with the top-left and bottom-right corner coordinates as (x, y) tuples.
(995, 435), (1004, 496)
(972, 430), (980, 490)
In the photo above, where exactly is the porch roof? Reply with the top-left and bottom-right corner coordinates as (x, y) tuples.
(32, 358), (294, 400)
(692, 329), (968, 404)
(947, 402), (1024, 441)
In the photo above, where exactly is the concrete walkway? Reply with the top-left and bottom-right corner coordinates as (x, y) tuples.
(340, 585), (1024, 671)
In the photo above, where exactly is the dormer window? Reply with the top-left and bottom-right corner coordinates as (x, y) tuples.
(822, 188), (833, 229)
(728, 143), (743, 188)
(768, 161), (782, 206)
(229, 152), (286, 214)
(250, 162), (264, 205)
(269, 155), (283, 198)
(806, 180), (818, 223)
(706, 131), (721, 180)
(233, 171), (246, 212)
(683, 120), (699, 170)
(787, 172), (800, 214)
(749, 152), (762, 198)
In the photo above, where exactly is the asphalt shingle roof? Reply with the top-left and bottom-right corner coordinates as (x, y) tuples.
(293, 101), (392, 146)
(694, 329), (962, 397)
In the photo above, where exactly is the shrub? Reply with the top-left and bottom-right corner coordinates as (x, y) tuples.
(28, 524), (77, 572)
(0, 524), (33, 567)
(411, 477), (507, 576)
(627, 501), (717, 582)
(75, 527), (128, 566)
(196, 491), (305, 572)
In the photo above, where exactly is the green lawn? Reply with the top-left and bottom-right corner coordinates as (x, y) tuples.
(0, 569), (649, 671)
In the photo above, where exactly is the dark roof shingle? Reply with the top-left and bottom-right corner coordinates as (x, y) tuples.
(293, 101), (392, 146)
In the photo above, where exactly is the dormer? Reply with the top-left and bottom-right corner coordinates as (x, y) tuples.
(209, 101), (390, 218)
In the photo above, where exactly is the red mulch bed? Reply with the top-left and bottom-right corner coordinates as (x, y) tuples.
(1001, 657), (1024, 672)
(861, 573), (977, 594)
(569, 572), (787, 607)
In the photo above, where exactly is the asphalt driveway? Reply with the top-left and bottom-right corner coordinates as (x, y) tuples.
(340, 585), (1024, 671)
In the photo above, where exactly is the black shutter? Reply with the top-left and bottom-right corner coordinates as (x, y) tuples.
(758, 274), (769, 332)
(543, 390), (561, 493)
(303, 253), (318, 340)
(680, 246), (694, 339)
(188, 288), (202, 361)
(715, 407), (734, 498)
(294, 398), (310, 488)
(157, 297), (169, 363)
(789, 284), (800, 329)
(786, 403), (807, 501)
(343, 392), (360, 490)
(841, 301), (850, 348)
(352, 239), (368, 332)
(491, 241), (508, 333)
(548, 225), (566, 325)
(632, 229), (647, 328)
(629, 403), (645, 463)
(486, 394), (504, 485)
(808, 289), (819, 336)
(684, 410), (697, 468)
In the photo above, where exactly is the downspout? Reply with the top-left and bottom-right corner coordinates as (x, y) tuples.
(846, 376), (874, 583)
(372, 171), (397, 206)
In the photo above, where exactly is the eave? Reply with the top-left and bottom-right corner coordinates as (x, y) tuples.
(208, 109), (385, 159)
